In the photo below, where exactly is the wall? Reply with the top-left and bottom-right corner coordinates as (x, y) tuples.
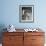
(0, 0), (46, 44)
(0, 0), (46, 29)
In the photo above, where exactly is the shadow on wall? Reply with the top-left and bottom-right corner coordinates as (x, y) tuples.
(0, 24), (7, 43)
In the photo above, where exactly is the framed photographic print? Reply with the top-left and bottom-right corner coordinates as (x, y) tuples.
(19, 5), (34, 23)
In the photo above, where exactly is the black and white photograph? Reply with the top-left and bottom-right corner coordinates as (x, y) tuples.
(19, 5), (34, 23)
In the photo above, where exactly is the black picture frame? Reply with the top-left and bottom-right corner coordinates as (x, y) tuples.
(19, 5), (34, 23)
